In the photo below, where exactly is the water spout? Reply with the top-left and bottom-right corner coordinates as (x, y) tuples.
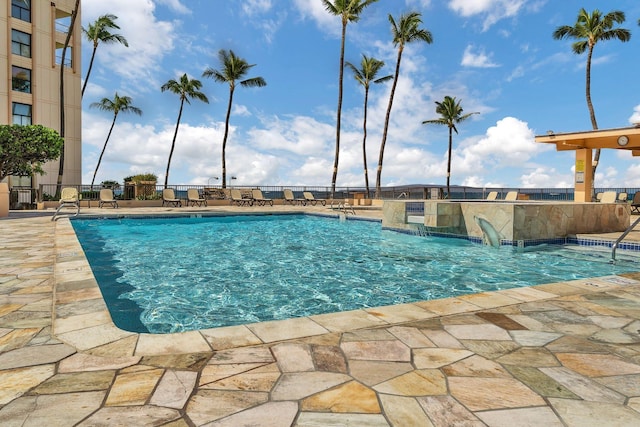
(474, 216), (501, 248)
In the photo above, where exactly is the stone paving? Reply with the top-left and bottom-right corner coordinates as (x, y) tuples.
(1, 206), (640, 426)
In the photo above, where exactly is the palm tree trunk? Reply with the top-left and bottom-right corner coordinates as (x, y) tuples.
(165, 100), (184, 188)
(90, 114), (118, 188)
(56, 0), (80, 195)
(331, 20), (348, 200)
(221, 87), (234, 189)
(362, 87), (370, 196)
(81, 44), (99, 97)
(585, 45), (599, 200)
(375, 47), (403, 199)
(446, 126), (453, 198)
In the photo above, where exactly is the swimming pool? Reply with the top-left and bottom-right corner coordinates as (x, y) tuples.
(72, 214), (638, 333)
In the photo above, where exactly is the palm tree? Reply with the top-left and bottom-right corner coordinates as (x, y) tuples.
(345, 55), (392, 197)
(422, 96), (478, 198)
(375, 12), (433, 198)
(553, 8), (630, 191)
(89, 93), (142, 189)
(323, 0), (379, 200)
(81, 14), (128, 97)
(161, 74), (209, 188)
(202, 49), (266, 188)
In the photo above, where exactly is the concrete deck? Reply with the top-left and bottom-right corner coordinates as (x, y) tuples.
(1, 205), (640, 426)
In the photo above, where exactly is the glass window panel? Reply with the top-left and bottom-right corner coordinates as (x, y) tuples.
(11, 0), (31, 22)
(12, 103), (32, 125)
(11, 30), (31, 58)
(12, 66), (31, 93)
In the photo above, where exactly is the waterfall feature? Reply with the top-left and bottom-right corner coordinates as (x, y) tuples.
(474, 216), (501, 247)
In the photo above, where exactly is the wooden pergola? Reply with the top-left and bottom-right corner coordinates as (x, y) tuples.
(535, 126), (640, 202)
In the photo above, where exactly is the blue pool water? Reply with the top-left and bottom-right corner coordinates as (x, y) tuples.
(71, 214), (638, 333)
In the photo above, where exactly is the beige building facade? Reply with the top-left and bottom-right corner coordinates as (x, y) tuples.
(1, 0), (81, 192)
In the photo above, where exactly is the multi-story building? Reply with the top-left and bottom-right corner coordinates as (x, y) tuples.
(1, 0), (81, 200)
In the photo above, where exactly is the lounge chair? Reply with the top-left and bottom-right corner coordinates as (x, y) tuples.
(52, 187), (80, 221)
(283, 189), (305, 205)
(303, 191), (326, 206)
(599, 191), (617, 204)
(162, 188), (182, 207)
(504, 191), (518, 201)
(230, 188), (252, 206)
(99, 188), (118, 208)
(486, 191), (498, 201)
(617, 192), (628, 203)
(631, 193), (640, 213)
(187, 188), (207, 207)
(251, 189), (273, 206)
(595, 192), (603, 202)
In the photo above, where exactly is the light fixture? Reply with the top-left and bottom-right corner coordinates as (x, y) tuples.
(617, 135), (629, 146)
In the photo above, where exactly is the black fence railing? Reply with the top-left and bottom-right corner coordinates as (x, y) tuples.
(6, 184), (640, 210)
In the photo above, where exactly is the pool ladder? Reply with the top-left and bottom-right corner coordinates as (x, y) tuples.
(611, 215), (640, 262)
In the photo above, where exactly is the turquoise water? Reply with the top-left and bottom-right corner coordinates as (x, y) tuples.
(72, 214), (637, 333)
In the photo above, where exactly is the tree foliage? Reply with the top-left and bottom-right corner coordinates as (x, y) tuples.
(0, 125), (64, 181)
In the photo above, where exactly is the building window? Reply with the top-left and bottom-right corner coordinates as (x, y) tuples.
(11, 0), (31, 23)
(11, 30), (31, 58)
(12, 66), (31, 93)
(55, 46), (73, 67)
(12, 103), (32, 125)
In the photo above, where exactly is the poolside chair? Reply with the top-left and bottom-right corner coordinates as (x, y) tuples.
(251, 189), (273, 206)
(230, 188), (253, 206)
(162, 188), (182, 207)
(486, 191), (498, 201)
(283, 189), (305, 205)
(617, 192), (628, 203)
(631, 193), (640, 213)
(599, 191), (617, 204)
(303, 191), (326, 206)
(52, 187), (80, 221)
(187, 188), (207, 207)
(595, 192), (603, 202)
(99, 188), (118, 208)
(504, 191), (518, 201)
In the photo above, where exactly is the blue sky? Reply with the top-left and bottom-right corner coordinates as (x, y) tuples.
(80, 0), (640, 189)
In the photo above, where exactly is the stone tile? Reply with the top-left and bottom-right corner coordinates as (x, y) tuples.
(449, 377), (546, 411)
(629, 397), (640, 413)
(348, 360), (414, 386)
(413, 348), (474, 369)
(0, 327), (41, 352)
(416, 395), (484, 427)
(497, 286), (558, 302)
(247, 317), (329, 343)
(380, 394), (434, 427)
(140, 352), (210, 370)
(0, 364), (55, 405)
(596, 374), (640, 397)
(206, 401), (298, 427)
(342, 328), (396, 342)
(374, 369), (446, 396)
(272, 343), (314, 372)
(294, 412), (390, 427)
(540, 367), (626, 403)
(415, 297), (481, 315)
(365, 303), (437, 324)
(496, 347), (560, 367)
(105, 367), (164, 406)
(149, 370), (198, 409)
(311, 345), (347, 373)
(310, 309), (387, 332)
(0, 391), (106, 427)
(58, 352), (141, 373)
(505, 366), (579, 399)
(445, 323), (514, 341)
(387, 326), (436, 348)
(186, 390), (269, 425)
(548, 398), (640, 426)
(79, 405), (181, 427)
(32, 370), (115, 394)
(341, 340), (410, 361)
(135, 331), (212, 355)
(0, 343), (75, 370)
(506, 314), (554, 332)
(442, 354), (512, 378)
(301, 380), (380, 413)
(546, 335), (609, 353)
(208, 346), (274, 365)
(476, 406), (564, 427)
(457, 292), (521, 309)
(588, 315), (633, 329)
(508, 330), (562, 346)
(461, 339), (520, 359)
(57, 323), (135, 351)
(271, 372), (351, 400)
(476, 312), (527, 330)
(420, 329), (465, 349)
(556, 353), (640, 377)
(203, 366), (280, 392)
(590, 328), (640, 344)
(53, 310), (112, 334)
(200, 325), (262, 350)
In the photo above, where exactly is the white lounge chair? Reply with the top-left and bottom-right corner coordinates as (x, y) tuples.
(505, 191), (518, 201)
(187, 189), (207, 207)
(486, 191), (498, 201)
(252, 189), (273, 206)
(162, 189), (182, 207)
(599, 191), (617, 204)
(99, 188), (118, 208)
(52, 187), (80, 221)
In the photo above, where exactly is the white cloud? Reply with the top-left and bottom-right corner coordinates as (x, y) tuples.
(242, 0), (273, 16)
(155, 0), (191, 14)
(461, 45), (500, 68)
(629, 105), (640, 125)
(291, 0), (350, 37)
(448, 0), (527, 31)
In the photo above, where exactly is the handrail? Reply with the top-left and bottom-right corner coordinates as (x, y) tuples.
(611, 215), (640, 262)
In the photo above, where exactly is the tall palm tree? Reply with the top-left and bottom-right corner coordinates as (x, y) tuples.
(422, 96), (478, 198)
(323, 0), (379, 200)
(161, 74), (209, 188)
(89, 93), (142, 188)
(202, 49), (266, 188)
(375, 12), (433, 198)
(345, 55), (392, 197)
(81, 14), (128, 97)
(553, 8), (630, 191)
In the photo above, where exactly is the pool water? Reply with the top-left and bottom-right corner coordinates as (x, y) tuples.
(72, 214), (638, 333)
